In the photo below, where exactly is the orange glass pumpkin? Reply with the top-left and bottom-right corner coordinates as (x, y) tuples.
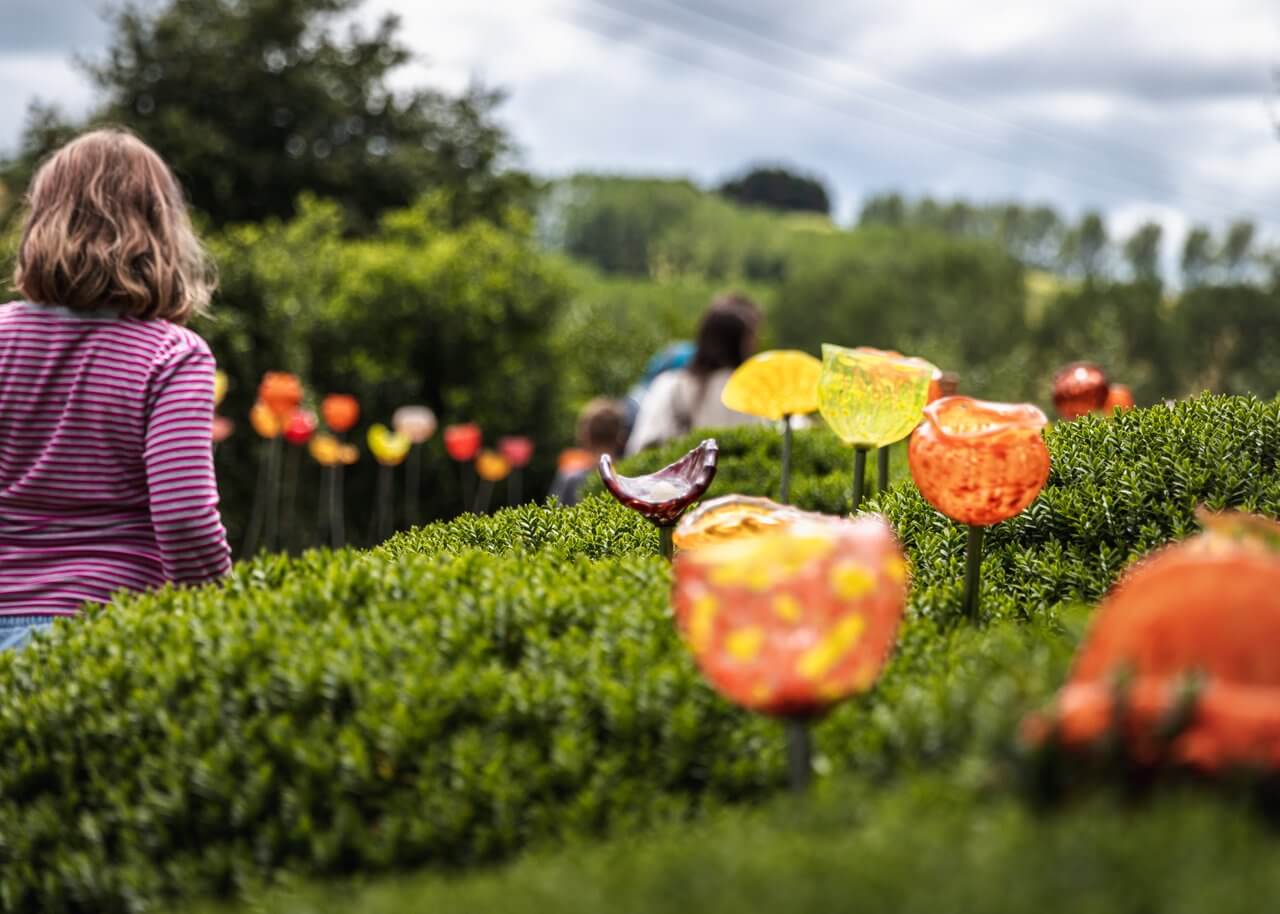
(1052, 362), (1109, 420)
(1102, 384), (1135, 413)
(672, 514), (908, 718)
(259, 372), (303, 420)
(321, 394), (360, 434)
(908, 396), (1050, 527)
(1025, 511), (1280, 772)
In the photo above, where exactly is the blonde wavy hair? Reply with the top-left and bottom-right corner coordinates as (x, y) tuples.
(14, 128), (215, 324)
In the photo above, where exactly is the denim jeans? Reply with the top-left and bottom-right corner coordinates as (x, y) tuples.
(0, 615), (55, 652)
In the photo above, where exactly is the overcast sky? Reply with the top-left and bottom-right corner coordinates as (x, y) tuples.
(3, 0), (1279, 246)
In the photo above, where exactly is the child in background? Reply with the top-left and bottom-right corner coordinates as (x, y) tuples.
(0, 129), (232, 648)
(549, 398), (627, 507)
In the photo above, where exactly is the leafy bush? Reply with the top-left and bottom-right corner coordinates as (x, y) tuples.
(189, 776), (1280, 914)
(0, 396), (1276, 912)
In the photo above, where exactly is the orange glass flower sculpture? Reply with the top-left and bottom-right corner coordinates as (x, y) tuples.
(392, 405), (437, 445)
(673, 514), (907, 717)
(259, 372), (303, 420)
(284, 410), (317, 446)
(475, 450), (511, 482)
(1024, 511), (1280, 773)
(321, 394), (360, 434)
(1052, 362), (1109, 420)
(818, 345), (934, 509)
(722, 350), (822, 504)
(673, 514), (908, 789)
(367, 424), (411, 466)
(908, 396), (1050, 619)
(909, 397), (1050, 527)
(310, 434), (358, 466)
(249, 401), (281, 438)
(444, 423), (482, 462)
(599, 439), (719, 559)
(1102, 384), (1135, 413)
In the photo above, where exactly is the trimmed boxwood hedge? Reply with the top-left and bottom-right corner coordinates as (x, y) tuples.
(0, 395), (1277, 913)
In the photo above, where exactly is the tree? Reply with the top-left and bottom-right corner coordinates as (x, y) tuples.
(858, 193), (906, 227)
(2, 0), (527, 227)
(1181, 225), (1215, 287)
(1123, 222), (1163, 283)
(1061, 210), (1110, 281)
(1221, 219), (1256, 281)
(717, 165), (831, 215)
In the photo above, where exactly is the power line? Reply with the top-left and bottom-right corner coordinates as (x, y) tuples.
(635, 0), (1270, 220)
(565, 0), (1276, 225)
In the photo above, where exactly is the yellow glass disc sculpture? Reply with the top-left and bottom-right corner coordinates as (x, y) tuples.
(721, 350), (822, 421)
(367, 424), (412, 466)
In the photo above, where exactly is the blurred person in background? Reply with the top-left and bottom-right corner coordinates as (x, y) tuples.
(625, 293), (763, 455)
(622, 340), (694, 439)
(550, 398), (628, 507)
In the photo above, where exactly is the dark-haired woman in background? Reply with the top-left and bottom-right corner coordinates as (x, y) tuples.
(625, 294), (764, 455)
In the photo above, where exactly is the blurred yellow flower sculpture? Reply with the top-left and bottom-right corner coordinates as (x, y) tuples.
(367, 424), (411, 466)
(213, 370), (228, 408)
(721, 350), (821, 421)
(309, 434), (358, 466)
(475, 450), (511, 482)
(249, 401), (281, 439)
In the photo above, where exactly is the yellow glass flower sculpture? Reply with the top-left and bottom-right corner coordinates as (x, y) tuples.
(721, 350), (821, 421)
(722, 350), (822, 504)
(309, 434), (359, 467)
(475, 450), (511, 483)
(367, 424), (411, 466)
(213, 370), (228, 408)
(818, 345), (934, 509)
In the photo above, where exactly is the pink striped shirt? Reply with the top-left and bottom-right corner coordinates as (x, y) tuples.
(0, 301), (231, 616)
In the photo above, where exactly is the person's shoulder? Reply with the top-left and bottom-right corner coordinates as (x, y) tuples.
(139, 321), (214, 363)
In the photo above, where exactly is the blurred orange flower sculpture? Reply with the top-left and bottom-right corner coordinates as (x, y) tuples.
(310, 434), (358, 466)
(672, 514), (908, 717)
(1052, 362), (1109, 420)
(1102, 384), (1135, 413)
(721, 350), (822, 421)
(475, 450), (512, 482)
(321, 394), (360, 434)
(674, 495), (811, 552)
(249, 401), (281, 439)
(258, 372), (302, 420)
(1024, 511), (1280, 772)
(908, 396), (1051, 527)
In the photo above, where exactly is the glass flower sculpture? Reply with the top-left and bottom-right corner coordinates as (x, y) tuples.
(1023, 511), (1280, 773)
(258, 372), (303, 420)
(1102, 384), (1135, 413)
(599, 439), (719, 559)
(476, 450), (510, 482)
(309, 434), (358, 467)
(673, 513), (908, 789)
(673, 495), (812, 552)
(213, 370), (228, 408)
(212, 416), (234, 445)
(818, 345), (934, 509)
(444, 423), (483, 462)
(283, 410), (317, 446)
(908, 396), (1050, 619)
(498, 436), (535, 505)
(321, 394), (360, 434)
(249, 401), (281, 439)
(392, 406), (437, 445)
(1052, 362), (1109, 420)
(721, 350), (821, 504)
(367, 424), (411, 466)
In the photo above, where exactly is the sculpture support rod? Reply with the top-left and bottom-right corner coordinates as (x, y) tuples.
(852, 446), (868, 512)
(780, 415), (793, 505)
(785, 719), (813, 793)
(877, 446), (890, 494)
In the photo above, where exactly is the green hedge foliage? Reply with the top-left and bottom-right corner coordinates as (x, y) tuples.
(0, 395), (1276, 912)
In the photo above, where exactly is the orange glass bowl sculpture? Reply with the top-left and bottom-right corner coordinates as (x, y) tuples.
(321, 395), (360, 434)
(1024, 511), (1280, 772)
(1102, 384), (1135, 413)
(908, 397), (1051, 527)
(672, 514), (908, 718)
(259, 372), (303, 420)
(1052, 362), (1109, 420)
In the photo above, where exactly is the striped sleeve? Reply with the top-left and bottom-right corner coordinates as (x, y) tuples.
(143, 339), (232, 586)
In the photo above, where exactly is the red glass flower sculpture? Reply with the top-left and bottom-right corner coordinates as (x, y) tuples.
(908, 396), (1051, 528)
(1102, 384), (1135, 413)
(1052, 362), (1109, 420)
(1024, 511), (1280, 772)
(283, 410), (317, 446)
(672, 513), (908, 719)
(444, 423), (482, 462)
(321, 394), (360, 434)
(498, 436), (535, 469)
(259, 372), (303, 420)
(599, 439), (719, 558)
